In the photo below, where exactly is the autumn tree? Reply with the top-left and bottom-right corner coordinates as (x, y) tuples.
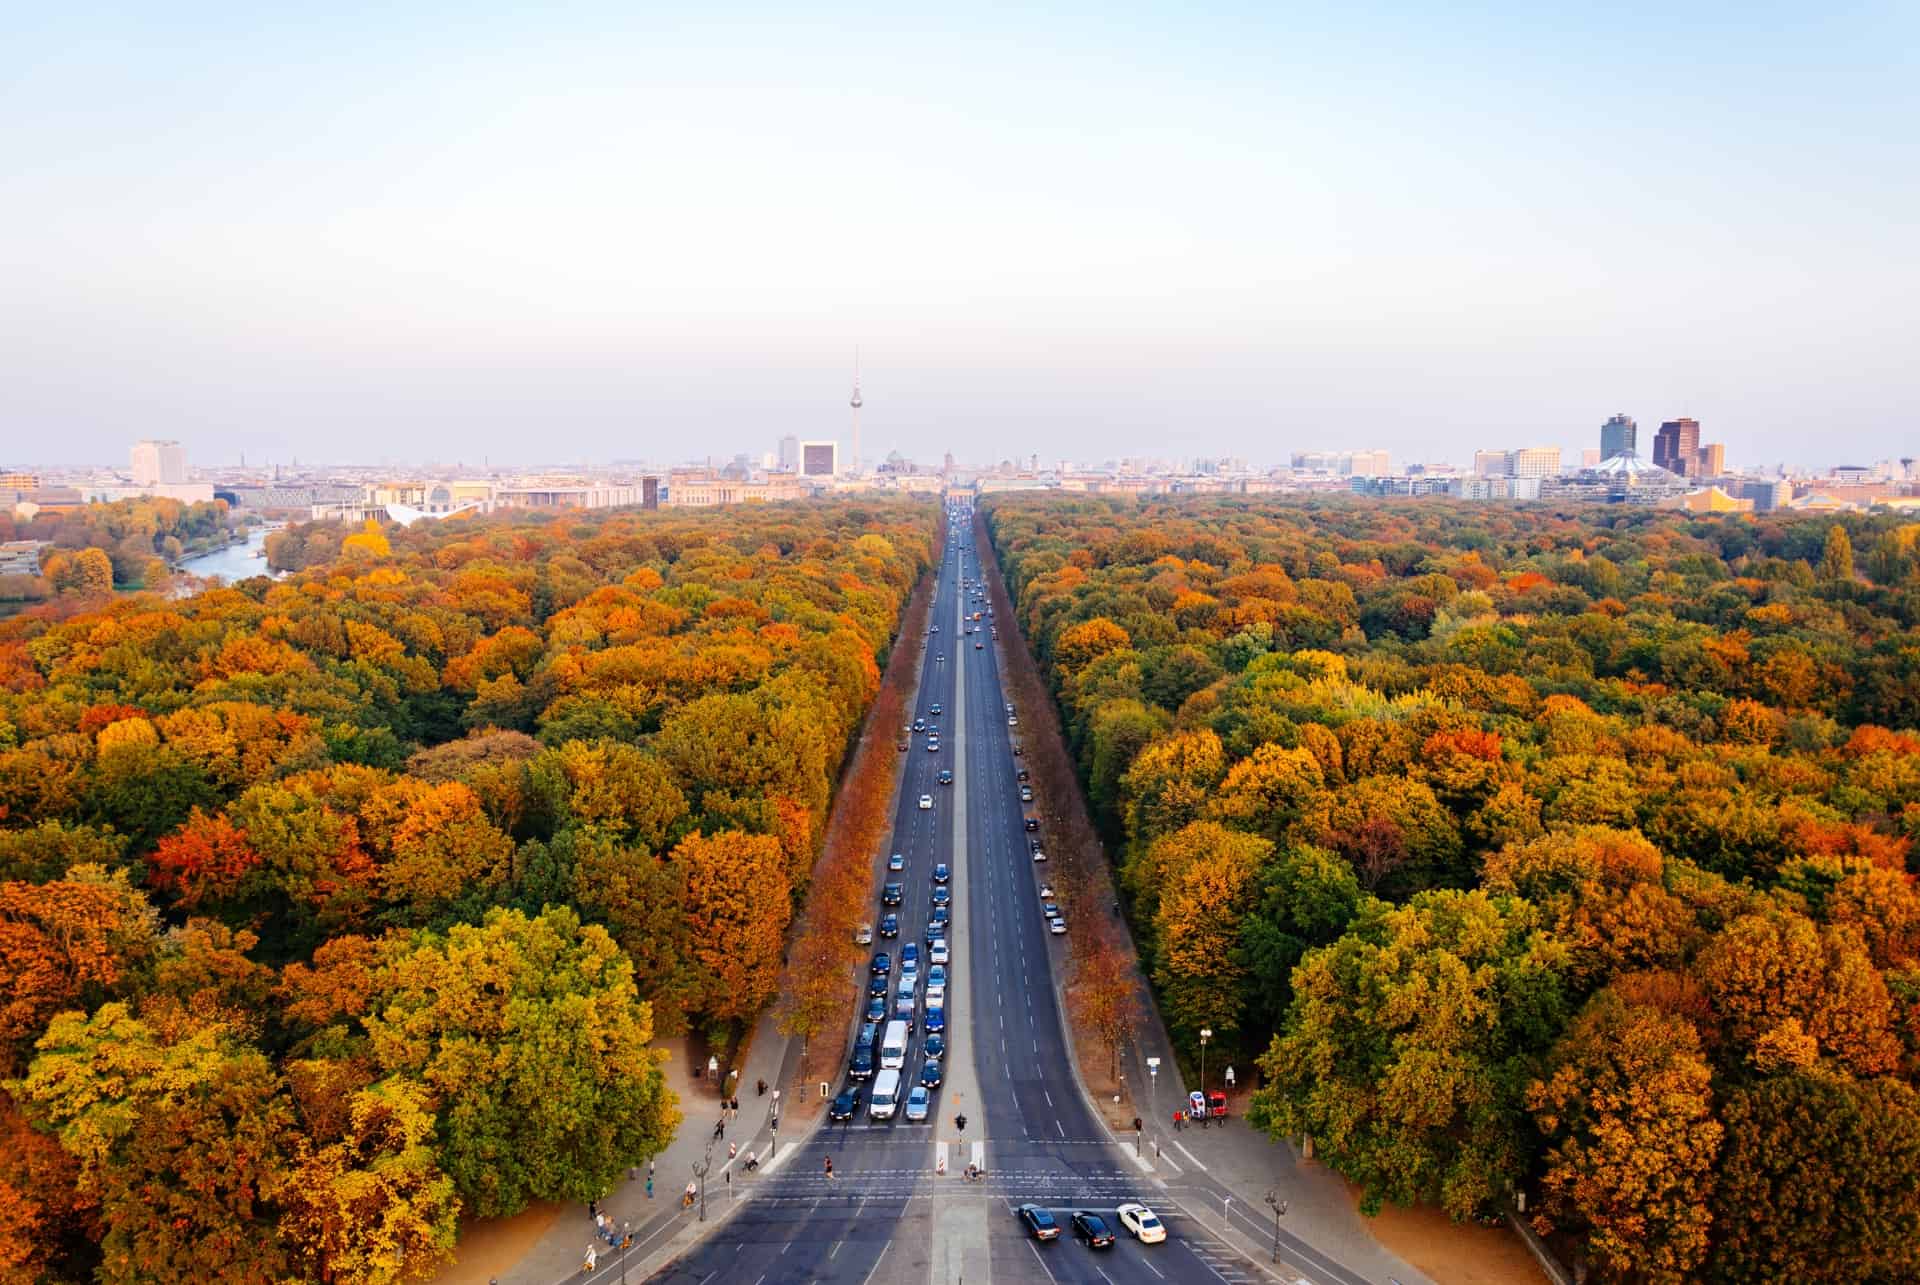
(670, 829), (793, 1022)
(0, 868), (160, 1071)
(1819, 523), (1855, 582)
(1527, 989), (1720, 1283)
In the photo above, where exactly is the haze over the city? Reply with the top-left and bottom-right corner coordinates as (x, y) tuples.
(4, 2), (1914, 469)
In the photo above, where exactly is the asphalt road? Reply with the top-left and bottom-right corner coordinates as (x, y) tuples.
(647, 507), (1288, 1285)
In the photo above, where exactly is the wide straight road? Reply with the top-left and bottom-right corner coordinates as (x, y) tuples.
(647, 505), (1303, 1285)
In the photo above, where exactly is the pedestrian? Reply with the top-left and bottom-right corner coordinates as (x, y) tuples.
(824, 1156), (835, 1180)
(646, 1175), (654, 1200)
(757, 1078), (767, 1096)
(588, 1198), (599, 1221)
(595, 1212), (608, 1237)
(583, 1244), (598, 1271)
(731, 1096), (740, 1114)
(713, 1117), (725, 1140)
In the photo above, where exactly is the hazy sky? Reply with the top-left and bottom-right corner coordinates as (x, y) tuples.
(4, 3), (1915, 470)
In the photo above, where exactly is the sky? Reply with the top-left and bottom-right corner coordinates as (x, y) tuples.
(3, 2), (1916, 471)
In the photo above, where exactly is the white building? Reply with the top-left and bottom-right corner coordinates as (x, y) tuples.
(130, 439), (189, 486)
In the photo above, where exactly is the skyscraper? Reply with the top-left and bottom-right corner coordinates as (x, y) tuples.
(130, 439), (188, 486)
(777, 435), (800, 472)
(1507, 447), (1563, 478)
(1600, 414), (1637, 461)
(1653, 418), (1701, 475)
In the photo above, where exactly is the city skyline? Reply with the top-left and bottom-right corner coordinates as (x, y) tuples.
(3, 4), (1915, 467)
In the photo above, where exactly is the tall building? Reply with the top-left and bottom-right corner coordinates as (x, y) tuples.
(1348, 449), (1391, 476)
(1508, 447), (1563, 478)
(777, 435), (800, 472)
(1473, 450), (1511, 477)
(799, 440), (838, 478)
(130, 439), (188, 486)
(1652, 418), (1701, 476)
(1600, 414), (1637, 461)
(1697, 443), (1726, 477)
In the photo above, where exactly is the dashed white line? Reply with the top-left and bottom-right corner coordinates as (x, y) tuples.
(1027, 1239), (1061, 1283)
(859, 1239), (892, 1285)
(1173, 1140), (1209, 1172)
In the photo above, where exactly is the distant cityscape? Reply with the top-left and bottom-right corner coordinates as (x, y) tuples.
(5, 410), (1919, 534)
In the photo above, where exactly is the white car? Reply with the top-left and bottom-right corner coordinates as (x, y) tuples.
(1007, 715), (1018, 726)
(1038, 884), (1055, 900)
(1032, 848), (1046, 862)
(919, 794), (933, 810)
(1116, 1202), (1166, 1244)
(931, 938), (949, 965)
(856, 922), (873, 945)
(1049, 916), (1067, 935)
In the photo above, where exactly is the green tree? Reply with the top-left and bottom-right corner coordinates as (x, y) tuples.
(1820, 523), (1855, 583)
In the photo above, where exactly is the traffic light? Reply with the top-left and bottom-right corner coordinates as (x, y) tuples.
(1132, 1117), (1142, 1133)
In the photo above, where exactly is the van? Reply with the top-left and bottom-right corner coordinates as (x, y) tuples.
(869, 1068), (902, 1120)
(880, 1019), (909, 1070)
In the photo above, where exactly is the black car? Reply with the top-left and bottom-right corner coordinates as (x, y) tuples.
(868, 972), (888, 997)
(1018, 1205), (1060, 1241)
(913, 718), (926, 732)
(1025, 817), (1040, 832)
(938, 769), (953, 785)
(849, 1045), (874, 1080)
(930, 703), (942, 716)
(829, 1086), (862, 1121)
(870, 951), (890, 975)
(933, 862), (950, 883)
(919, 1059), (944, 1088)
(882, 882), (903, 906)
(931, 885), (951, 907)
(1070, 1211), (1115, 1249)
(1017, 768), (1030, 782)
(879, 913), (899, 939)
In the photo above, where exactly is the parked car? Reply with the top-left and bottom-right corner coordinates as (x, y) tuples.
(855, 922), (873, 945)
(1017, 1205), (1060, 1241)
(1116, 1202), (1167, 1243)
(1020, 786), (1033, 802)
(1032, 848), (1047, 863)
(1025, 817), (1040, 832)
(1071, 1211), (1115, 1249)
(1049, 915), (1067, 935)
(1038, 884), (1055, 900)
(1007, 714), (1017, 725)
(829, 1086), (862, 1121)
(1017, 768), (1030, 782)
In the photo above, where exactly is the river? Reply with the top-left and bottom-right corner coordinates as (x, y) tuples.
(177, 528), (282, 581)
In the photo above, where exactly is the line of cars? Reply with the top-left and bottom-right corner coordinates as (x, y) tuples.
(1015, 1201), (1166, 1248)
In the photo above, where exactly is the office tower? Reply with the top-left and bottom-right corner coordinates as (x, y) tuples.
(1507, 447), (1563, 478)
(1697, 443), (1726, 477)
(799, 441), (838, 477)
(130, 439), (188, 486)
(1473, 450), (1511, 477)
(1653, 418), (1701, 475)
(1600, 414), (1637, 461)
(777, 435), (800, 471)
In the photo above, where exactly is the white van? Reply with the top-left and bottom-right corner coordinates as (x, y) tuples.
(869, 1068), (902, 1120)
(880, 1019), (909, 1070)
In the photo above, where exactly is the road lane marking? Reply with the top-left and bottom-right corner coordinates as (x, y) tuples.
(860, 1239), (892, 1285)
(1173, 1140), (1209, 1171)
(1027, 1239), (1060, 1283)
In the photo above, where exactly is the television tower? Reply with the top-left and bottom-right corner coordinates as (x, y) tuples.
(848, 347), (863, 476)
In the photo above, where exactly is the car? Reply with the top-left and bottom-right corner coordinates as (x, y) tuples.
(1049, 915), (1067, 935)
(869, 973), (889, 997)
(925, 1005), (945, 1033)
(858, 1020), (879, 1049)
(930, 938), (949, 965)
(1008, 714), (1018, 725)
(904, 1084), (931, 1122)
(883, 882), (903, 906)
(879, 913), (899, 938)
(919, 794), (934, 810)
(919, 1059), (944, 1088)
(1032, 848), (1047, 863)
(1190, 1090), (1209, 1121)
(1020, 786), (1033, 802)
(933, 862), (950, 883)
(829, 1086), (862, 1121)
(931, 905), (950, 929)
(1017, 768), (1030, 782)
(930, 703), (942, 716)
(865, 996), (886, 1023)
(926, 982), (945, 1008)
(936, 655), (945, 663)
(1006, 703), (1014, 714)
(927, 963), (947, 988)
(975, 641), (983, 649)
(897, 740), (909, 751)
(1039, 883), (1055, 899)
(938, 769), (953, 785)
(923, 1032), (946, 1060)
(888, 852), (905, 872)
(927, 740), (940, 752)
(931, 885), (951, 908)
(849, 1045), (874, 1080)
(925, 920), (945, 944)
(1025, 817), (1040, 832)
(1115, 1202), (1166, 1243)
(1043, 903), (1060, 920)
(1071, 1211), (1116, 1249)
(1029, 838), (1044, 852)
(870, 951), (891, 975)
(913, 717), (926, 731)
(1012, 745), (1024, 756)
(855, 922), (873, 945)
(1017, 1205), (1060, 1241)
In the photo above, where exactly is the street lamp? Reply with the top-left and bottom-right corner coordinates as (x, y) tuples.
(1265, 1190), (1288, 1263)
(1199, 1028), (1212, 1100)
(692, 1156), (710, 1222)
(770, 1088), (781, 1158)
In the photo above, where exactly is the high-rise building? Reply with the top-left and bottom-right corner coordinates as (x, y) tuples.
(130, 439), (188, 486)
(1600, 414), (1637, 461)
(799, 441), (838, 478)
(1348, 449), (1391, 476)
(1473, 450), (1511, 477)
(1508, 447), (1563, 478)
(1697, 443), (1726, 476)
(777, 435), (800, 472)
(1652, 418), (1701, 476)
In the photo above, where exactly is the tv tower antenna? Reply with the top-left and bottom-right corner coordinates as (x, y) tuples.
(849, 347), (863, 476)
